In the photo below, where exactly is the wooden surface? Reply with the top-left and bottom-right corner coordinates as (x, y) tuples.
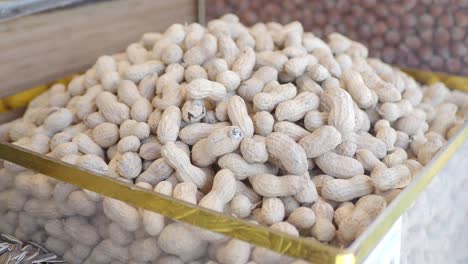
(0, 0), (197, 98)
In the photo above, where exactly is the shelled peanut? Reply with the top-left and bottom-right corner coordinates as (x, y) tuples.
(0, 13), (467, 263)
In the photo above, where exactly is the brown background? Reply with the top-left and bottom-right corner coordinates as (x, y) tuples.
(207, 0), (468, 76)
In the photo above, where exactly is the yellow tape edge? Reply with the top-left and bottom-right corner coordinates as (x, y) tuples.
(401, 67), (468, 92)
(336, 253), (356, 264)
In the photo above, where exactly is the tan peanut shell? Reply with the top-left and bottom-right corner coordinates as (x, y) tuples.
(240, 136), (268, 163)
(253, 83), (297, 112)
(157, 106), (181, 144)
(218, 153), (278, 180)
(252, 111), (275, 136)
(371, 164), (411, 191)
(238, 66), (278, 102)
(227, 95), (254, 137)
(266, 132), (308, 175)
(304, 111), (329, 132)
(321, 175), (374, 202)
(186, 78), (227, 101)
(299, 125), (342, 158)
(249, 174), (305, 197)
(273, 121), (310, 142)
(315, 152), (364, 179)
(275, 92), (319, 122)
(199, 169), (236, 212)
(162, 142), (210, 190)
(192, 126), (243, 167)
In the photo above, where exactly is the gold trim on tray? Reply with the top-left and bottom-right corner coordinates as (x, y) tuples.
(0, 68), (467, 263)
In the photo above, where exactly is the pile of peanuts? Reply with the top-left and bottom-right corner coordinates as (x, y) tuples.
(207, 0), (468, 75)
(0, 13), (467, 264)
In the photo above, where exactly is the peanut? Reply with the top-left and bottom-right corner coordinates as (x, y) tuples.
(321, 175), (374, 202)
(240, 135), (268, 163)
(275, 92), (319, 122)
(227, 95), (254, 137)
(337, 195), (386, 245)
(157, 106), (181, 144)
(187, 78), (227, 101)
(266, 132), (308, 175)
(374, 119), (397, 151)
(304, 111), (329, 132)
(371, 164), (411, 191)
(378, 99), (413, 122)
(192, 126), (243, 167)
(232, 47), (256, 81)
(249, 174), (305, 197)
(310, 199), (336, 242)
(299, 125), (342, 158)
(238, 66), (278, 102)
(218, 153), (278, 180)
(199, 169), (236, 212)
(315, 152), (364, 179)
(162, 142), (210, 190)
(273, 121), (310, 142)
(252, 111), (274, 136)
(253, 83), (297, 112)
(287, 207), (316, 229)
(229, 194), (253, 219)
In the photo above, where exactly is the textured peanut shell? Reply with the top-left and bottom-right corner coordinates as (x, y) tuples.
(275, 92), (319, 122)
(227, 95), (254, 137)
(199, 169), (236, 212)
(240, 136), (268, 163)
(321, 175), (374, 202)
(252, 111), (274, 136)
(186, 78), (227, 101)
(237, 66), (278, 102)
(253, 83), (297, 112)
(162, 142), (210, 190)
(255, 51), (288, 72)
(102, 198), (140, 232)
(218, 153), (278, 180)
(259, 198), (285, 225)
(383, 147), (408, 167)
(342, 69), (374, 109)
(315, 152), (364, 179)
(299, 125), (342, 158)
(172, 182), (197, 205)
(287, 207), (316, 229)
(334, 202), (355, 226)
(157, 106), (181, 144)
(304, 111), (329, 132)
(356, 149), (385, 172)
(216, 239), (251, 264)
(182, 100), (206, 123)
(273, 121), (310, 142)
(371, 164), (411, 191)
(293, 172), (319, 203)
(92, 122), (119, 148)
(117, 152), (142, 179)
(229, 194), (252, 219)
(355, 132), (387, 159)
(266, 132), (308, 175)
(249, 174), (305, 197)
(192, 126), (243, 167)
(136, 158), (174, 186)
